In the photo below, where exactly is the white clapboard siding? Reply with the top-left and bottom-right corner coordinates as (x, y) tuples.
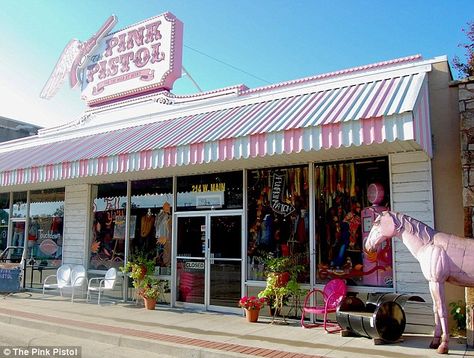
(404, 301), (435, 334)
(390, 151), (434, 291)
(390, 151), (435, 333)
(63, 185), (90, 266)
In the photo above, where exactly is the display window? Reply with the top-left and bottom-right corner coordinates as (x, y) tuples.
(28, 188), (65, 267)
(130, 178), (173, 275)
(247, 166), (310, 283)
(176, 172), (243, 211)
(10, 192), (27, 251)
(314, 158), (392, 287)
(90, 182), (127, 270)
(0, 193), (9, 251)
(23, 188), (65, 289)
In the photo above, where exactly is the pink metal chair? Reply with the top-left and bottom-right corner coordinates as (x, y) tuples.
(300, 278), (347, 333)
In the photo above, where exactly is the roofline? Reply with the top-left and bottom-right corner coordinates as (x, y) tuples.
(33, 54), (446, 141)
(242, 54), (424, 95)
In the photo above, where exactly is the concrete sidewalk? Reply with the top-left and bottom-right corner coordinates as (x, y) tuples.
(0, 291), (472, 358)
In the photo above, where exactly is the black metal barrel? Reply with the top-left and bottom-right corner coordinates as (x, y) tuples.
(336, 296), (406, 342)
(366, 293), (425, 307)
(366, 293), (429, 334)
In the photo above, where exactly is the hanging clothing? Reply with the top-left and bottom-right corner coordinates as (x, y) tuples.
(294, 211), (309, 244)
(140, 213), (155, 238)
(155, 210), (172, 266)
(259, 214), (273, 247)
(29, 220), (40, 241)
(155, 210), (171, 240)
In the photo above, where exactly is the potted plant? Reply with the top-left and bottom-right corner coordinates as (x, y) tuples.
(449, 300), (466, 337)
(121, 256), (161, 310)
(139, 276), (161, 310)
(258, 256), (303, 322)
(238, 295), (266, 322)
(121, 255), (155, 285)
(264, 256), (293, 286)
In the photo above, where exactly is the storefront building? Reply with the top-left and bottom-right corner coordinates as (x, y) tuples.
(0, 13), (463, 315)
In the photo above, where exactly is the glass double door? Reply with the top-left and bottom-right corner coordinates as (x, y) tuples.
(175, 213), (242, 311)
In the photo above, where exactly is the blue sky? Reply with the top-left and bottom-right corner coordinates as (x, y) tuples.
(0, 0), (473, 127)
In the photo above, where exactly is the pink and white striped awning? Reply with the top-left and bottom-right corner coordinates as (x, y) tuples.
(0, 69), (431, 186)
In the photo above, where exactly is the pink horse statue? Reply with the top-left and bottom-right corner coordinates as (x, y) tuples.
(364, 210), (472, 354)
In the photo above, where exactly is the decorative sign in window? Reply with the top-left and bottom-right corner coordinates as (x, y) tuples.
(270, 173), (295, 217)
(195, 193), (224, 209)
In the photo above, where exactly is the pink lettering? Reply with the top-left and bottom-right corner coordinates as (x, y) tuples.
(127, 27), (145, 49)
(86, 43), (163, 83)
(107, 57), (119, 77)
(119, 52), (135, 72)
(145, 21), (162, 43)
(92, 69), (155, 95)
(98, 60), (107, 80)
(80, 15), (177, 93)
(134, 47), (150, 68)
(87, 64), (100, 83)
(105, 37), (118, 57)
(150, 43), (165, 63)
(117, 33), (127, 53)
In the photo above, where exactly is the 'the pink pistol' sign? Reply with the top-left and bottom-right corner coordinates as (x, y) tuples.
(72, 12), (183, 106)
(41, 12), (183, 106)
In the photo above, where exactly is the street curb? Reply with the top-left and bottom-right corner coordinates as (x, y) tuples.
(0, 312), (248, 358)
(0, 308), (322, 358)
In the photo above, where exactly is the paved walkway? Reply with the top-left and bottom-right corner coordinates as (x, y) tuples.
(0, 291), (472, 357)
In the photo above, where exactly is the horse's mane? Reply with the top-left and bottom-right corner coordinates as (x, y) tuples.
(390, 211), (436, 244)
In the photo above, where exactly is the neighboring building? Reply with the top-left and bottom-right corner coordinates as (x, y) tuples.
(0, 12), (463, 321)
(455, 76), (474, 344)
(0, 116), (41, 143)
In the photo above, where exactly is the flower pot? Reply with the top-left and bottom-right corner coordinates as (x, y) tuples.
(269, 306), (281, 317)
(144, 297), (157, 310)
(245, 308), (260, 323)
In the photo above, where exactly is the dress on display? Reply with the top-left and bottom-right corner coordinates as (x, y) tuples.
(155, 202), (172, 267)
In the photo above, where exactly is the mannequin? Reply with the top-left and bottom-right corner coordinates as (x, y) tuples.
(12, 222), (25, 247)
(28, 218), (40, 257)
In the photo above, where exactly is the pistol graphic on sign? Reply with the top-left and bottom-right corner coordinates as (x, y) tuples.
(40, 12), (183, 105)
(39, 15), (117, 99)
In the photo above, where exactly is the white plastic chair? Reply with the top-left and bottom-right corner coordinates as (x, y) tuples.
(42, 264), (72, 297)
(68, 265), (87, 303)
(86, 267), (118, 304)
